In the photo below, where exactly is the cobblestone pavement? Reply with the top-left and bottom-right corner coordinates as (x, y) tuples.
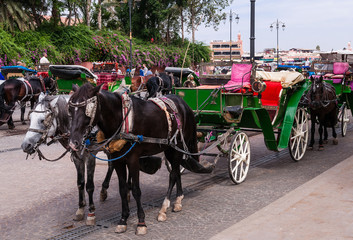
(1, 107), (353, 239)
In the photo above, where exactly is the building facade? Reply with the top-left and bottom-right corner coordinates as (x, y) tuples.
(210, 33), (243, 61)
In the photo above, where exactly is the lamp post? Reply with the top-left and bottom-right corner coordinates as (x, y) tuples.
(229, 10), (239, 62)
(270, 19), (285, 66)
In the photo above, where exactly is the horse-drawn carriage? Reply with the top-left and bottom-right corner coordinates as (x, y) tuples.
(174, 61), (310, 183)
(0, 65), (37, 80)
(48, 65), (97, 93)
(310, 60), (353, 137)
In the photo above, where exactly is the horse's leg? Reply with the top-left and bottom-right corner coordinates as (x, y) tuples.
(20, 103), (26, 125)
(114, 160), (130, 234)
(157, 149), (183, 222)
(72, 153), (86, 221)
(85, 153), (96, 225)
(332, 123), (338, 145)
(323, 125), (328, 144)
(100, 161), (114, 202)
(127, 154), (147, 235)
(318, 123), (324, 150)
(7, 115), (15, 129)
(308, 114), (315, 149)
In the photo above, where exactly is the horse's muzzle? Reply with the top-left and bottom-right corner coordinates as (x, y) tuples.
(21, 142), (35, 155)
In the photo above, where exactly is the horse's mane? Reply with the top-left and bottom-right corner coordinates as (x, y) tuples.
(42, 95), (70, 134)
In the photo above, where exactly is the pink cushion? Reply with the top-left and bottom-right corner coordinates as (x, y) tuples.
(331, 74), (344, 79)
(333, 62), (349, 75)
(324, 73), (334, 78)
(224, 63), (252, 90)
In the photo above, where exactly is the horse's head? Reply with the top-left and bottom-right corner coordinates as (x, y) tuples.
(68, 84), (102, 152)
(309, 75), (325, 110)
(21, 93), (63, 154)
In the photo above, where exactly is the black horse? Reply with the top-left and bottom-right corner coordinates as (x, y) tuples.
(0, 77), (46, 129)
(307, 76), (338, 150)
(68, 83), (212, 235)
(146, 72), (180, 98)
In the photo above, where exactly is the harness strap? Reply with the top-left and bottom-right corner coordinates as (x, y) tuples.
(121, 93), (133, 133)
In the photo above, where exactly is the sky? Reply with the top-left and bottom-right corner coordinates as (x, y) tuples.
(187, 0), (353, 53)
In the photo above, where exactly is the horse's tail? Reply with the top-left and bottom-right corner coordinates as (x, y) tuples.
(178, 97), (214, 174)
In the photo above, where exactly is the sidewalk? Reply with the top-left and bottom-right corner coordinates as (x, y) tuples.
(211, 156), (353, 240)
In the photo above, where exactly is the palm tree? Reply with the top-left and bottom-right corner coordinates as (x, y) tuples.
(0, 0), (34, 31)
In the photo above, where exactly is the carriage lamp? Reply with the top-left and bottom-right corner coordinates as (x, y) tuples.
(270, 19), (286, 67)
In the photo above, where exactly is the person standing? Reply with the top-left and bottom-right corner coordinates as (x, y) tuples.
(143, 64), (148, 76)
(40, 52), (50, 64)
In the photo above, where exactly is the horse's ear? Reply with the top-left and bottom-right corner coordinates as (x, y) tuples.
(310, 76), (314, 82)
(92, 84), (104, 95)
(38, 92), (46, 102)
(319, 75), (323, 82)
(72, 84), (79, 92)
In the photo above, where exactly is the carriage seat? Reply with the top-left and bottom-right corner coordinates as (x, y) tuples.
(260, 81), (283, 109)
(223, 63), (253, 92)
(330, 62), (350, 84)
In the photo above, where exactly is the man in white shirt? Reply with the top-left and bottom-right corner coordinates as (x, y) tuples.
(40, 53), (50, 64)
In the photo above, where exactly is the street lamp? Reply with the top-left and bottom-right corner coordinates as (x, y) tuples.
(229, 10), (239, 62)
(270, 19), (285, 66)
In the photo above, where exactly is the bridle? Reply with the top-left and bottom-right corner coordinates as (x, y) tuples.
(68, 96), (98, 152)
(27, 99), (70, 161)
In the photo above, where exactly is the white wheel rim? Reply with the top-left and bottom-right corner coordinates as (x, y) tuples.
(229, 132), (250, 184)
(342, 107), (349, 136)
(289, 108), (308, 161)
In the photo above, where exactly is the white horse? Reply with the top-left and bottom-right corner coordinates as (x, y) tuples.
(21, 93), (114, 225)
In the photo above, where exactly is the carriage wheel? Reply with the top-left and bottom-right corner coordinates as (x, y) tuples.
(341, 104), (349, 137)
(289, 107), (309, 161)
(228, 131), (250, 184)
(165, 157), (185, 174)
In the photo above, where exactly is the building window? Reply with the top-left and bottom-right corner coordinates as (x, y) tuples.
(231, 44), (238, 48)
(213, 45), (221, 48)
(221, 44), (230, 48)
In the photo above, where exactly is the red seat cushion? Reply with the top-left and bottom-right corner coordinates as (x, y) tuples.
(261, 81), (282, 107)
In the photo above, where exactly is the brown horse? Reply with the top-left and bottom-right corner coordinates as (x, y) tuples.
(307, 76), (338, 150)
(0, 77), (46, 129)
(68, 83), (213, 235)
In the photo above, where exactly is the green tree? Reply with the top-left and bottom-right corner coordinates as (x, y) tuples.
(0, 0), (34, 32)
(316, 45), (320, 51)
(186, 0), (233, 43)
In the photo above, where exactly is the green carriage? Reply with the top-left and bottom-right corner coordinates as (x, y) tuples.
(49, 65), (98, 94)
(174, 62), (310, 184)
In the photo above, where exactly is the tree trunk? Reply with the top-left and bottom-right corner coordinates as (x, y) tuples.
(31, 4), (41, 27)
(98, 0), (102, 30)
(51, 0), (60, 26)
(86, 0), (91, 27)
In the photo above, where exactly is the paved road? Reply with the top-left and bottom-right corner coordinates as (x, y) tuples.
(0, 107), (352, 239)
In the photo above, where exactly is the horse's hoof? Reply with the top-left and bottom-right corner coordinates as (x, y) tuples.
(157, 212), (167, 222)
(21, 121), (26, 125)
(173, 203), (182, 212)
(318, 145), (324, 151)
(100, 188), (107, 202)
(86, 213), (96, 225)
(136, 225), (147, 235)
(74, 208), (85, 221)
(333, 138), (338, 145)
(8, 125), (15, 130)
(115, 224), (127, 233)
